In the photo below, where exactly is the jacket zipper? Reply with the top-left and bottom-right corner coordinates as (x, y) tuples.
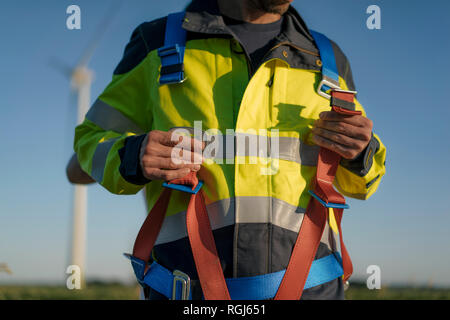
(257, 41), (319, 274)
(242, 40), (321, 80)
(228, 36), (320, 276)
(258, 41), (320, 73)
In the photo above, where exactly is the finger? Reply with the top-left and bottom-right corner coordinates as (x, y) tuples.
(319, 111), (368, 128)
(167, 129), (205, 151)
(146, 130), (204, 157)
(147, 143), (176, 158)
(144, 167), (192, 181)
(312, 127), (366, 150)
(149, 130), (181, 147)
(149, 130), (200, 149)
(312, 134), (360, 160)
(173, 134), (205, 152)
(142, 156), (201, 171)
(314, 120), (372, 142)
(171, 146), (204, 164)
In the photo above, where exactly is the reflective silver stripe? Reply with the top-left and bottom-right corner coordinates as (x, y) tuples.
(205, 134), (318, 166)
(155, 198), (234, 245)
(155, 197), (306, 245)
(171, 127), (319, 166)
(235, 134), (319, 165)
(91, 138), (119, 183)
(278, 137), (319, 166)
(86, 99), (145, 134)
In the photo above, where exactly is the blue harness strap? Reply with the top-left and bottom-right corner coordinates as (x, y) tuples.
(157, 19), (338, 92)
(140, 253), (344, 300)
(158, 11), (187, 85)
(310, 30), (341, 99)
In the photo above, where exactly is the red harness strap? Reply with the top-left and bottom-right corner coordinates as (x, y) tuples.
(132, 171), (230, 300)
(275, 89), (357, 299)
(133, 89), (357, 300)
(274, 149), (352, 299)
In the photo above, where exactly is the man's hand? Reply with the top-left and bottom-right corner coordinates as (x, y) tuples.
(140, 130), (204, 181)
(312, 111), (373, 160)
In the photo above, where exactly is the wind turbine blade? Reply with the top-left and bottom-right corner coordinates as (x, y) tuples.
(77, 0), (124, 68)
(48, 57), (73, 78)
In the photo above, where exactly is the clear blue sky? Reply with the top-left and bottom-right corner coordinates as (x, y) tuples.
(1, 0), (449, 287)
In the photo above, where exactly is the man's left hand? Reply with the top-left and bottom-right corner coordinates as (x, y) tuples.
(312, 111), (373, 160)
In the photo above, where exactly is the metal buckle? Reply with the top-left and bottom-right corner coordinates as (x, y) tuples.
(172, 270), (191, 300)
(159, 74), (188, 85)
(158, 44), (182, 58)
(158, 44), (187, 85)
(332, 88), (358, 95)
(317, 76), (341, 100)
(344, 280), (350, 291)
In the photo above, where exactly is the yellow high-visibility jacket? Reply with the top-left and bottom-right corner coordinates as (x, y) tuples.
(74, 1), (386, 299)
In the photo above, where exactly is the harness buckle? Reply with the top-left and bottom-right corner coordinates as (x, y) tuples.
(172, 270), (191, 300)
(317, 76), (341, 100)
(158, 44), (187, 85)
(308, 190), (350, 209)
(332, 88), (358, 95)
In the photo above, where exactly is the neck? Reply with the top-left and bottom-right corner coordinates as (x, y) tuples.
(217, 0), (283, 24)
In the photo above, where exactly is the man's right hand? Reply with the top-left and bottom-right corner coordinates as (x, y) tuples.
(140, 130), (204, 181)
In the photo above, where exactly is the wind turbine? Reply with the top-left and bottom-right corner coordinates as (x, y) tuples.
(0, 263), (13, 275)
(69, 66), (92, 289)
(51, 1), (123, 288)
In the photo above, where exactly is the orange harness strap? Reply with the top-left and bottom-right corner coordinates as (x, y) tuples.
(275, 90), (357, 299)
(132, 172), (230, 299)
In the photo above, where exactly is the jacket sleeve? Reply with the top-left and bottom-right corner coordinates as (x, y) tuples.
(333, 94), (387, 200)
(335, 129), (387, 200)
(73, 24), (153, 195)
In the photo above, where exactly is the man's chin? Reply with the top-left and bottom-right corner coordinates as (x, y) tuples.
(249, 0), (292, 15)
(263, 0), (292, 15)
(266, 4), (290, 15)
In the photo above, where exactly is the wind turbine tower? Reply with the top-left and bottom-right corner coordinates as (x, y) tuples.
(70, 66), (93, 287)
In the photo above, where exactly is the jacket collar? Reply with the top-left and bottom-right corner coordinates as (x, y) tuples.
(183, 0), (319, 58)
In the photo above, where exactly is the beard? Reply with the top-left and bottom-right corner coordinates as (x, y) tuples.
(248, 0), (292, 15)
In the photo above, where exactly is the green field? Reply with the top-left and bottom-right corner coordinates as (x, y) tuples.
(345, 282), (450, 300)
(0, 283), (140, 300)
(1, 282), (450, 300)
